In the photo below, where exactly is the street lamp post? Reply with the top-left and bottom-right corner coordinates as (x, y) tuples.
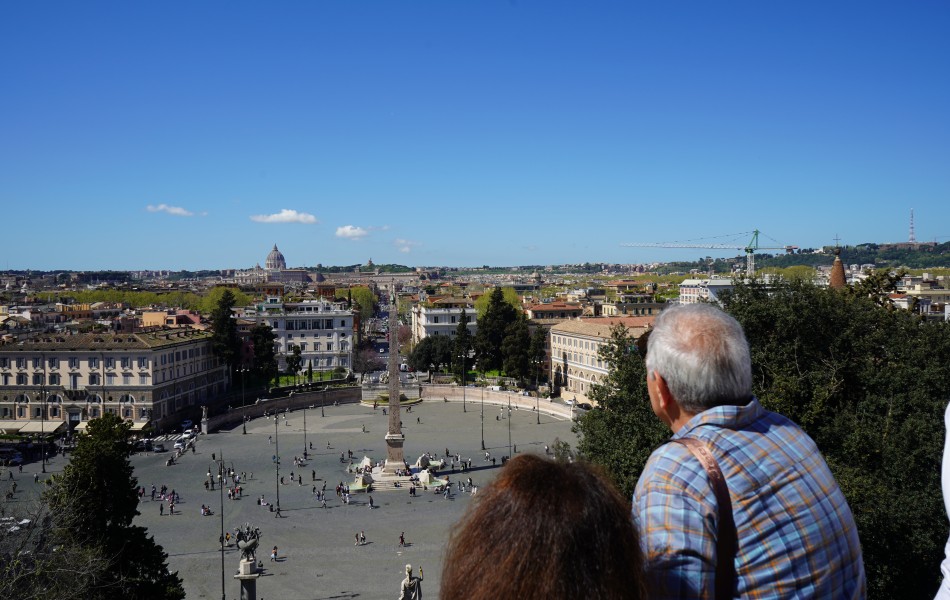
(274, 415), (281, 517)
(302, 404), (308, 458)
(507, 393), (512, 458)
(217, 453), (226, 600)
(461, 352), (466, 414)
(321, 386), (325, 418)
(535, 362), (540, 425)
(480, 386), (484, 451)
(240, 368), (248, 435)
(40, 387), (46, 473)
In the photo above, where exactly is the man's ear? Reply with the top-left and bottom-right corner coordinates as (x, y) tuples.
(653, 372), (681, 424)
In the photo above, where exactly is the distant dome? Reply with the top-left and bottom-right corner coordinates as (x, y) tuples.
(265, 245), (286, 270)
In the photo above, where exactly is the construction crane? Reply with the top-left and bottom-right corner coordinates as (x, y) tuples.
(621, 230), (798, 277)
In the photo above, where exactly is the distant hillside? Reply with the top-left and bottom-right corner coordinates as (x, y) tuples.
(655, 242), (950, 274)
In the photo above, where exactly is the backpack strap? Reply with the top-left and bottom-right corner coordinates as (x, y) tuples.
(670, 437), (737, 600)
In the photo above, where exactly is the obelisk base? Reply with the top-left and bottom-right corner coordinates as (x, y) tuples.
(383, 432), (405, 473)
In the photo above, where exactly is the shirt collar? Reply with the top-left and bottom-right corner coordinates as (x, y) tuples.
(673, 396), (764, 439)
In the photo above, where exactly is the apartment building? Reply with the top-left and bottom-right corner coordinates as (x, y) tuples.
(244, 297), (354, 372)
(549, 317), (653, 406)
(0, 326), (227, 434)
(410, 297), (476, 344)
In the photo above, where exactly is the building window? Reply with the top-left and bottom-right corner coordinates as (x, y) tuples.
(69, 357), (79, 369)
(107, 374), (116, 386)
(49, 373), (60, 385)
(121, 357), (131, 369)
(16, 374), (26, 385)
(123, 375), (132, 385)
(139, 375), (148, 385)
(89, 374), (100, 386)
(89, 357), (99, 369)
(48, 357), (57, 369)
(138, 357), (148, 369)
(32, 374), (45, 385)
(105, 358), (115, 369)
(16, 358), (25, 369)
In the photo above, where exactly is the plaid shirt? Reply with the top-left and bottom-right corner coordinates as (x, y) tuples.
(633, 398), (866, 599)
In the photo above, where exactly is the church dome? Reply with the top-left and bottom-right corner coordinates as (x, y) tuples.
(265, 244), (287, 270)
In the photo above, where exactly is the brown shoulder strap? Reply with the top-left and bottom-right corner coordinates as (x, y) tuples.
(670, 437), (737, 600)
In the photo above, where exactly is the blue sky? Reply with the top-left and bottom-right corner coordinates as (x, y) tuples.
(2, 1), (948, 271)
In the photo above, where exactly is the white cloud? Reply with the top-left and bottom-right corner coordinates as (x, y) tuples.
(146, 203), (194, 217)
(394, 238), (420, 253)
(336, 225), (369, 240)
(250, 209), (318, 224)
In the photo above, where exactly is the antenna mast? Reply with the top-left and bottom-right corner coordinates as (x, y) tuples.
(909, 208), (917, 244)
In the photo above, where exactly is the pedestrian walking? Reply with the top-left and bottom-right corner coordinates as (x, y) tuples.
(355, 532), (360, 546)
(399, 532), (405, 547)
(159, 503), (164, 516)
(312, 469), (316, 481)
(368, 495), (374, 509)
(270, 546), (278, 561)
(360, 531), (366, 545)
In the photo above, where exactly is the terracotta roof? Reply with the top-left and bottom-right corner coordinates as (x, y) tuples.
(6, 327), (212, 351)
(550, 317), (653, 339)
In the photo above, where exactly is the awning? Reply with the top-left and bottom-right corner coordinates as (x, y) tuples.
(0, 420), (23, 433)
(128, 421), (150, 431)
(74, 421), (90, 432)
(17, 421), (67, 434)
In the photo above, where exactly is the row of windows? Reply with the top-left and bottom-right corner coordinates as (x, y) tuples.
(275, 319), (349, 331)
(0, 356), (151, 370)
(2, 372), (152, 386)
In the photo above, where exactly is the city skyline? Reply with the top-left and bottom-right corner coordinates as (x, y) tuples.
(2, 2), (948, 271)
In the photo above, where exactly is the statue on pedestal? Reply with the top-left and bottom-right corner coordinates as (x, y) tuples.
(398, 564), (423, 600)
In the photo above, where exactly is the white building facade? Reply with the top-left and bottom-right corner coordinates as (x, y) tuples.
(410, 300), (476, 344)
(245, 298), (354, 372)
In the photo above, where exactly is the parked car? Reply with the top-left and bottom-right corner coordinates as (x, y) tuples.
(132, 439), (153, 453)
(577, 402), (593, 410)
(173, 439), (187, 451)
(180, 419), (193, 431)
(152, 444), (167, 453)
(0, 448), (24, 466)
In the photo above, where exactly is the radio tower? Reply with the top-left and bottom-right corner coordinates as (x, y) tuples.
(909, 208), (917, 244)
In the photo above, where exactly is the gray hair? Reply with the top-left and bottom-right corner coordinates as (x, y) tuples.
(645, 304), (752, 414)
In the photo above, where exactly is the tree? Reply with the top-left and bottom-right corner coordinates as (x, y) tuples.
(198, 286), (252, 315)
(474, 288), (520, 372)
(408, 336), (454, 373)
(209, 289), (241, 372)
(348, 287), (378, 332)
(474, 286), (521, 319)
(286, 344), (303, 385)
(353, 348), (384, 382)
(573, 324), (668, 497)
(250, 323), (278, 385)
(43, 414), (184, 599)
(501, 316), (531, 383)
(719, 277), (948, 599)
(452, 309), (473, 383)
(306, 359), (313, 384)
(529, 325), (547, 387)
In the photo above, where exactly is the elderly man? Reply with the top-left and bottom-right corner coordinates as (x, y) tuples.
(634, 304), (866, 599)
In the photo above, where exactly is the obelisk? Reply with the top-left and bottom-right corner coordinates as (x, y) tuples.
(383, 281), (405, 473)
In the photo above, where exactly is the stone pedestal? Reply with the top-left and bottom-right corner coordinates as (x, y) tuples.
(383, 432), (405, 473)
(234, 558), (261, 600)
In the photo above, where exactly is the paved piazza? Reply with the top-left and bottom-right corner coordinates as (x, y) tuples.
(122, 399), (573, 599)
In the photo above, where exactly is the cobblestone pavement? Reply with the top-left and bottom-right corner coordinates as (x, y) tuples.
(3, 400), (574, 599)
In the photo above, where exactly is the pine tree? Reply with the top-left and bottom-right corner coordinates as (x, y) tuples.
(209, 289), (240, 372)
(44, 414), (184, 599)
(474, 288), (518, 372)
